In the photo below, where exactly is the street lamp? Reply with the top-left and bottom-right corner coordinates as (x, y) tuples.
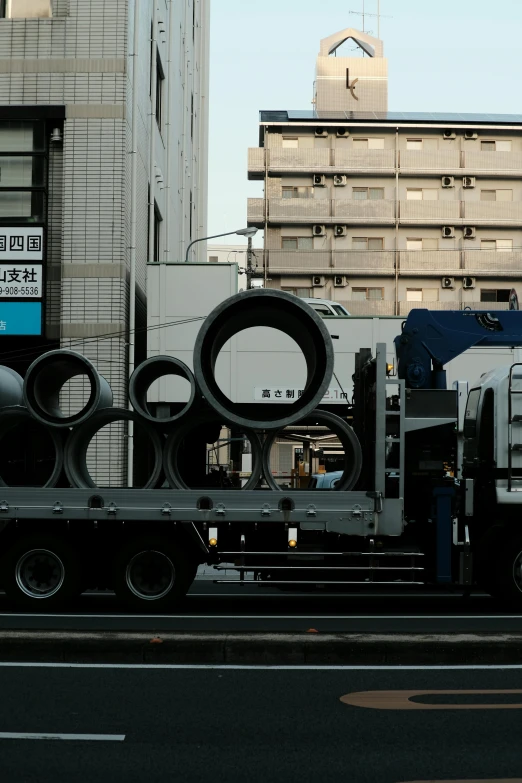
(185, 227), (258, 263)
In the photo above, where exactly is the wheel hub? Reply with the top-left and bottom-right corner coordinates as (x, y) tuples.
(15, 549), (65, 598)
(125, 550), (175, 600)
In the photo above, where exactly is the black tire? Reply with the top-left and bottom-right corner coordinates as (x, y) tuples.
(1, 535), (82, 610)
(112, 536), (197, 612)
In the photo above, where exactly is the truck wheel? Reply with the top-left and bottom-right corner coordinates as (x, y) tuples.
(113, 537), (197, 612)
(489, 533), (522, 605)
(2, 536), (82, 610)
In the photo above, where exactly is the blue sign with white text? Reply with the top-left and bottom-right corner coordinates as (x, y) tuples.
(0, 302), (42, 335)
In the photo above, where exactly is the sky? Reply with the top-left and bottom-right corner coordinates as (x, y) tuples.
(207, 0), (522, 246)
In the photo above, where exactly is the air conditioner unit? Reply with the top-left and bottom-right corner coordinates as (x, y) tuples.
(333, 174), (347, 186)
(313, 174), (326, 187)
(315, 128), (328, 138)
(334, 275), (348, 287)
(442, 176), (455, 188)
(443, 131), (457, 140)
(312, 224), (326, 237)
(463, 276), (476, 289)
(463, 226), (476, 239)
(464, 132), (478, 140)
(442, 226), (455, 238)
(336, 128), (349, 138)
(463, 176), (476, 188)
(312, 275), (325, 287)
(334, 225), (347, 237)
(442, 277), (455, 290)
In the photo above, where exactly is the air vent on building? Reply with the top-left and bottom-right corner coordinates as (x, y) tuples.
(463, 227), (476, 239)
(464, 132), (478, 140)
(442, 176), (455, 188)
(442, 226), (455, 238)
(315, 128), (328, 138)
(333, 174), (347, 186)
(334, 225), (347, 237)
(442, 277), (455, 290)
(443, 131), (457, 140)
(336, 128), (349, 138)
(313, 224), (326, 237)
(334, 275), (348, 287)
(312, 275), (325, 287)
(463, 177), (476, 188)
(463, 276), (476, 289)
(313, 174), (326, 187)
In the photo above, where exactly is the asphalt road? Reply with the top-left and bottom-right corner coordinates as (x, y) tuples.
(0, 583), (521, 633)
(0, 663), (521, 782)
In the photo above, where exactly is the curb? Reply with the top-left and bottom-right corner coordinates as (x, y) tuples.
(0, 632), (522, 664)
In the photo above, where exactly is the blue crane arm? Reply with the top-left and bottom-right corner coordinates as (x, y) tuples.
(395, 309), (522, 389)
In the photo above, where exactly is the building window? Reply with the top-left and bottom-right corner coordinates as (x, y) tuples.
(352, 287), (384, 301)
(352, 138), (385, 150)
(406, 188), (438, 201)
(481, 140), (512, 152)
(282, 186), (314, 199)
(282, 287), (311, 298)
(480, 189), (513, 201)
(352, 187), (384, 200)
(1, 0), (52, 17)
(480, 289), (511, 302)
(406, 288), (439, 302)
(481, 239), (513, 252)
(281, 237), (314, 251)
(406, 139), (423, 150)
(352, 237), (384, 251)
(282, 138), (299, 149)
(156, 55), (165, 130)
(153, 203), (162, 262)
(406, 238), (439, 251)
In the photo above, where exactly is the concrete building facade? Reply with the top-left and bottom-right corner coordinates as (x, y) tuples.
(247, 28), (522, 316)
(0, 0), (210, 484)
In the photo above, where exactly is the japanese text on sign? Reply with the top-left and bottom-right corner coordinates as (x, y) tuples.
(0, 228), (44, 261)
(0, 265), (42, 299)
(254, 387), (349, 402)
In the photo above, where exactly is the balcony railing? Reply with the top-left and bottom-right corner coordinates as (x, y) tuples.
(400, 300), (511, 316)
(399, 250), (461, 275)
(463, 250), (522, 275)
(334, 149), (396, 171)
(263, 250), (395, 275)
(399, 150), (461, 172)
(248, 147), (522, 178)
(463, 201), (522, 224)
(399, 200), (461, 222)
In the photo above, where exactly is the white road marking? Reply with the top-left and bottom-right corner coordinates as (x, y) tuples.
(0, 662), (521, 671)
(0, 613), (518, 620)
(0, 732), (125, 741)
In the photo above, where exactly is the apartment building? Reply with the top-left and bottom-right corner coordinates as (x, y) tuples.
(0, 0), (210, 483)
(247, 28), (522, 315)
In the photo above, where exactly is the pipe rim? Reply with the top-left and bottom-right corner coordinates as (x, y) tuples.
(164, 412), (262, 490)
(0, 406), (64, 488)
(193, 290), (334, 430)
(129, 355), (198, 425)
(64, 407), (163, 489)
(262, 409), (363, 492)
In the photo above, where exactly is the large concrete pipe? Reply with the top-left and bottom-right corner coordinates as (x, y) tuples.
(262, 410), (363, 491)
(193, 289), (334, 430)
(163, 411), (262, 490)
(129, 356), (198, 425)
(0, 366), (24, 409)
(23, 350), (113, 428)
(64, 408), (163, 489)
(0, 406), (64, 488)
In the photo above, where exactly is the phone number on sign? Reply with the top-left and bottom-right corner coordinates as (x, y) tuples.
(0, 286), (40, 297)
